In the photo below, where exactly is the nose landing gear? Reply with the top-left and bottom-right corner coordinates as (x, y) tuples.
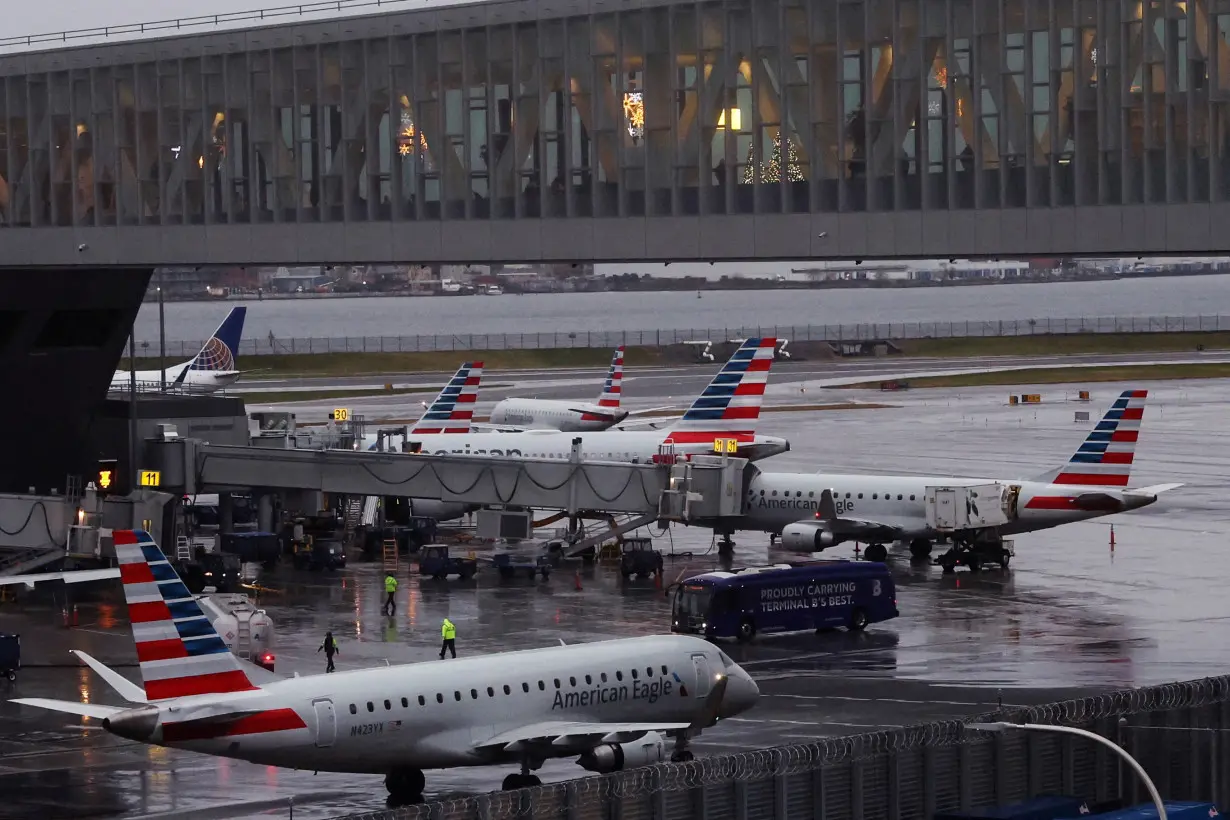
(502, 756), (544, 791)
(385, 767), (425, 806)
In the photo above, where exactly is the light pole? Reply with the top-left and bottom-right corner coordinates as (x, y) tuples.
(966, 722), (1167, 820)
(158, 269), (166, 393)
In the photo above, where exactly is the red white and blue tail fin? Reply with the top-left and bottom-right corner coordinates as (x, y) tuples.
(594, 346), (625, 409)
(1032, 390), (1147, 487)
(665, 338), (777, 445)
(114, 530), (258, 701)
(411, 362), (483, 434)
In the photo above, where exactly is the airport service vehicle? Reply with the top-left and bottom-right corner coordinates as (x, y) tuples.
(723, 390), (1183, 571)
(362, 337), (789, 465)
(292, 538), (346, 571)
(174, 551), (242, 594)
(418, 545), (478, 580)
(12, 530), (760, 804)
(0, 633), (19, 682)
(490, 552), (552, 580)
(111, 306), (248, 393)
(671, 561), (898, 642)
(620, 537), (665, 580)
(935, 794), (1124, 820)
(220, 531), (280, 569)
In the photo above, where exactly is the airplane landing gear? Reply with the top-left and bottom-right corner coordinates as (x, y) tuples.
(385, 767), (425, 806)
(909, 539), (933, 560)
(671, 732), (695, 763)
(717, 532), (735, 557)
(863, 543), (888, 563)
(502, 757), (543, 790)
(934, 533), (1012, 573)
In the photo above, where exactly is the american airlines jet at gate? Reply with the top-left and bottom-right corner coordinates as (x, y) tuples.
(12, 531), (760, 804)
(363, 337), (789, 463)
(714, 390), (1181, 570)
(111, 307), (248, 393)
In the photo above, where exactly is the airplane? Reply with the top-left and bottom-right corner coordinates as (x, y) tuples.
(11, 530), (761, 804)
(712, 390), (1182, 570)
(362, 337), (790, 465)
(111, 306), (248, 393)
(482, 346), (672, 433)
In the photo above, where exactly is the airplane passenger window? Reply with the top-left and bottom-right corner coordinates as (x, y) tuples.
(418, 696), (426, 706)
(436, 693), (444, 703)
(454, 691), (462, 701)
(601, 672), (608, 683)
(897, 494), (903, 500)
(759, 490), (765, 496)
(910, 495), (916, 501)
(661, 665), (668, 675)
(487, 687), (495, 697)
(873, 494), (878, 499)
(538, 681), (545, 690)
(367, 702), (375, 712)
(616, 671), (623, 681)
(471, 689), (479, 699)
(585, 675), (592, 685)
(569, 677), (576, 686)
(350, 704), (357, 714)
(401, 698), (408, 708)
(845, 492), (851, 498)
(504, 685), (511, 695)
(646, 667), (653, 677)
(631, 669), (638, 679)
(808, 492), (814, 498)
(858, 493), (863, 499)
(771, 491), (777, 496)
(553, 678), (561, 689)
(522, 683), (530, 692)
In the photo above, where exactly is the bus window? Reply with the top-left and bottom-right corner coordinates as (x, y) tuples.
(672, 584), (712, 626)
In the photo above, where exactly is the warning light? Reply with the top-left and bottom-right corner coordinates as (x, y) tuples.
(96, 459), (118, 494)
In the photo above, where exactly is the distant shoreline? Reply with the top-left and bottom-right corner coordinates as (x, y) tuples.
(147, 268), (1221, 303)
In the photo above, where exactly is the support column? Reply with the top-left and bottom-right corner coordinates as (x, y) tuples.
(257, 492), (274, 533)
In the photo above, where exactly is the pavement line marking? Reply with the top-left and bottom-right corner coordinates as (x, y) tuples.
(765, 693), (1023, 707)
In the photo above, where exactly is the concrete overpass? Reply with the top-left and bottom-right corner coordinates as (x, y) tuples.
(3, 0), (1230, 266)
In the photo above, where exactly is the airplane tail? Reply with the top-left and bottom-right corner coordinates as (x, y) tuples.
(594, 346), (625, 409)
(1031, 389), (1147, 488)
(411, 361), (483, 434)
(665, 338), (777, 445)
(114, 530), (258, 701)
(186, 306), (247, 373)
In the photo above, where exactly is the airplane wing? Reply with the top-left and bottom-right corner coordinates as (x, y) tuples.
(811, 490), (905, 541)
(11, 698), (125, 719)
(0, 567), (121, 589)
(615, 415), (682, 431)
(473, 721), (692, 751)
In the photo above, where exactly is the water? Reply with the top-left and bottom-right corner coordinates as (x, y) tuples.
(133, 273), (1230, 343)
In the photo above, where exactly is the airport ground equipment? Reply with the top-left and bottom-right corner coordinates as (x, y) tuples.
(219, 531), (280, 569)
(418, 545), (478, 580)
(197, 593), (275, 663)
(490, 552), (552, 580)
(291, 537), (346, 571)
(619, 536), (665, 580)
(0, 633), (19, 681)
(174, 551), (242, 594)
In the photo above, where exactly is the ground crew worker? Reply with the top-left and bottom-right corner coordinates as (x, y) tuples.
(383, 573), (398, 615)
(439, 617), (457, 659)
(317, 631), (339, 673)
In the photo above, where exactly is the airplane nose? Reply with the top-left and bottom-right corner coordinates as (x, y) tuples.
(718, 664), (760, 718)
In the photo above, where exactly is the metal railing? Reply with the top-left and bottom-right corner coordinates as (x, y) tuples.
(338, 674), (1230, 820)
(133, 314), (1230, 360)
(0, 0), (424, 52)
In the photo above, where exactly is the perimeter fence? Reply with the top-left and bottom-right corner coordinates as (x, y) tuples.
(338, 674), (1230, 820)
(134, 314), (1230, 359)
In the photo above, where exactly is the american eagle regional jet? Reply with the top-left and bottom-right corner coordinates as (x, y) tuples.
(11, 531), (760, 804)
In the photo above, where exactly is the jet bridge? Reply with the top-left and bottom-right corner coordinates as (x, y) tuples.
(149, 437), (747, 525)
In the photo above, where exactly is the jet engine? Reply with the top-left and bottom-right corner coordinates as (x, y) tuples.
(779, 522), (839, 552)
(577, 731), (666, 773)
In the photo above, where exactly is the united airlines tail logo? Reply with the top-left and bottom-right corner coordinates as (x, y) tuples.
(190, 336), (236, 372)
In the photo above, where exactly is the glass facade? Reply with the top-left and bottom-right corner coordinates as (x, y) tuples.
(2, 0), (1230, 228)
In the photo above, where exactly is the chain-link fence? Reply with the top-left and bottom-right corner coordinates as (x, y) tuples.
(137, 315), (1230, 359)
(337, 675), (1230, 820)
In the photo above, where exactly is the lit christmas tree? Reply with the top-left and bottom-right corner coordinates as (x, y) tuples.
(742, 129), (804, 183)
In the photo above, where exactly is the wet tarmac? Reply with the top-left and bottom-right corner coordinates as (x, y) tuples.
(0, 376), (1224, 819)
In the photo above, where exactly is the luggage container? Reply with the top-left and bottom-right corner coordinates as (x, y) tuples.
(0, 633), (19, 681)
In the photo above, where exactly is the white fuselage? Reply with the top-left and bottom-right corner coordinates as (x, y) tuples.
(489, 398), (627, 432)
(118, 635), (758, 773)
(744, 472), (1156, 541)
(364, 429), (789, 463)
(111, 364), (240, 393)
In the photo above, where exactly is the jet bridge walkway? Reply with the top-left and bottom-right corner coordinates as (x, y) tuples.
(149, 437), (747, 527)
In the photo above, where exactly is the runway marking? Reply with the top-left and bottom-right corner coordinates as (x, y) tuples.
(725, 717), (831, 727)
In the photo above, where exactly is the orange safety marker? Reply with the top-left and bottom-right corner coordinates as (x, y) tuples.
(574, 570), (583, 591)
(1110, 524), (1116, 551)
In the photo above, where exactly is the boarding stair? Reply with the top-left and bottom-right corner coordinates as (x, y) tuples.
(234, 611), (254, 660)
(0, 547), (64, 577)
(342, 496), (365, 544)
(174, 537), (193, 561)
(381, 539), (399, 571)
(560, 512), (660, 558)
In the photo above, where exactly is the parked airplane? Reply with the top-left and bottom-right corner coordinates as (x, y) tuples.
(711, 390), (1181, 570)
(111, 307), (248, 393)
(483, 346), (673, 432)
(12, 530), (760, 804)
(364, 337), (789, 464)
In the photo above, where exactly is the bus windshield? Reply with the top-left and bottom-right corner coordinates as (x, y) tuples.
(672, 584), (712, 632)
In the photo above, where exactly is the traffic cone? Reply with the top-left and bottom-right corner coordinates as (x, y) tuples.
(71, 605), (79, 627)
(574, 571), (582, 591)
(654, 572), (662, 590)
(1109, 525), (1115, 551)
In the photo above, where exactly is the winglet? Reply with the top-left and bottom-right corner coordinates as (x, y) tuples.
(71, 650), (148, 704)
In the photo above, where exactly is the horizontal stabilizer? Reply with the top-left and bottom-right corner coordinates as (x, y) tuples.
(70, 650), (147, 704)
(1127, 482), (1184, 496)
(475, 720), (691, 750)
(0, 567), (120, 588)
(11, 697), (124, 719)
